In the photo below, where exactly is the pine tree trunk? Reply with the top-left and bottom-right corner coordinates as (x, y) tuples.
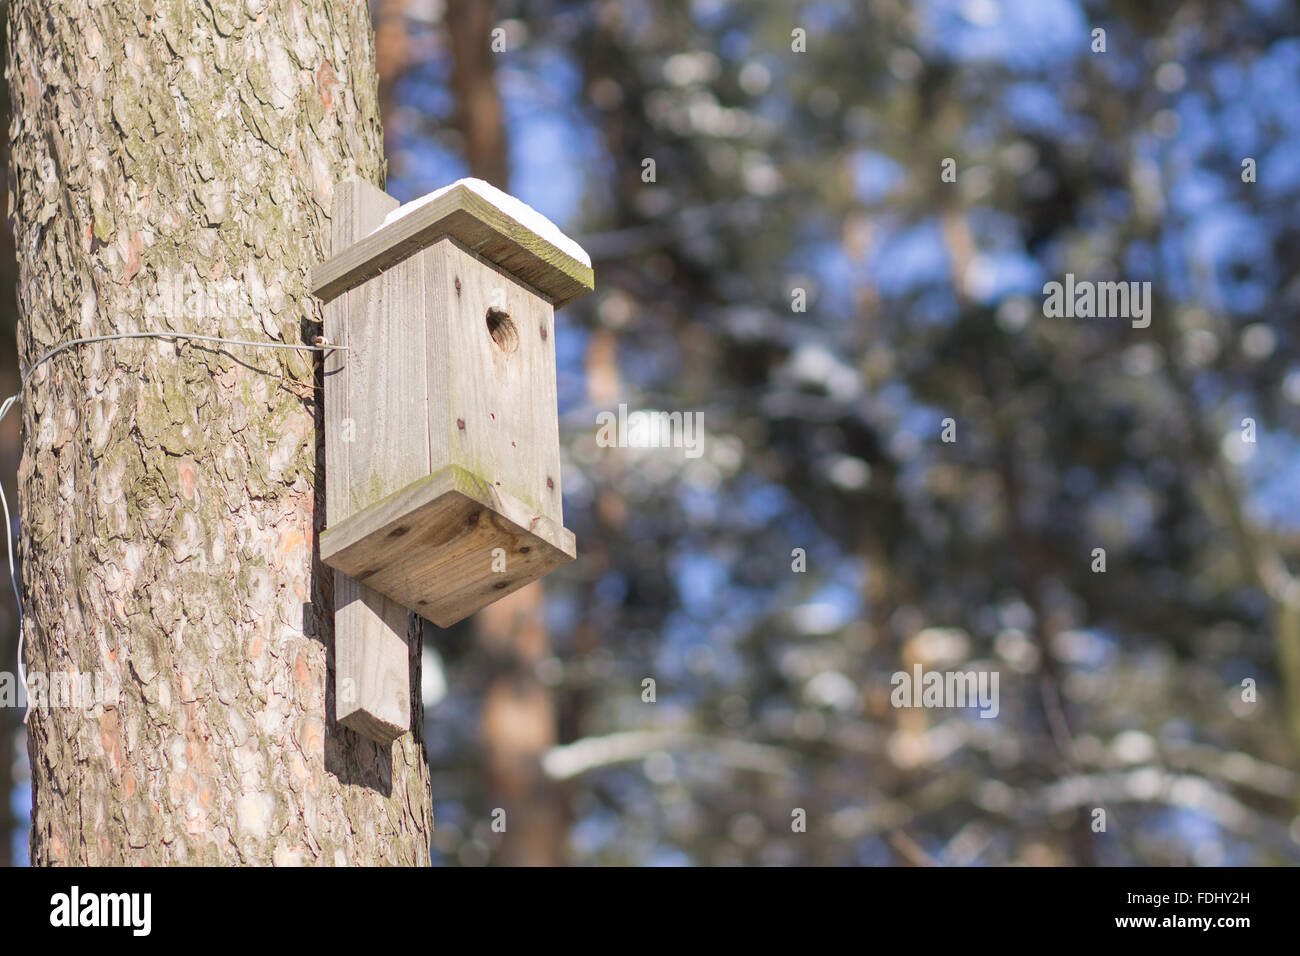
(7, 0), (433, 865)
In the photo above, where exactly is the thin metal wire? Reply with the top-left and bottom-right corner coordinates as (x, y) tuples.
(1, 329), (344, 723)
(20, 330), (344, 389)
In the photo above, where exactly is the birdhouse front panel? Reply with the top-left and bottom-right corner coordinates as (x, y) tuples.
(425, 236), (565, 529)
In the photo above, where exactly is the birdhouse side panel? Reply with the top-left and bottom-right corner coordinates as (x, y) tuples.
(339, 253), (433, 524)
(323, 180), (400, 527)
(424, 237), (565, 528)
(322, 285), (352, 525)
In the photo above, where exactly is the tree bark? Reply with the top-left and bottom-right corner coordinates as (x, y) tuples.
(7, 0), (433, 865)
(0, 0), (20, 867)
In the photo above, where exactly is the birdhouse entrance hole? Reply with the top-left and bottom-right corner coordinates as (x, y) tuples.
(486, 306), (518, 353)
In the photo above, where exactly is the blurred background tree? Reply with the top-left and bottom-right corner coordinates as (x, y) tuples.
(4, 0), (1300, 865)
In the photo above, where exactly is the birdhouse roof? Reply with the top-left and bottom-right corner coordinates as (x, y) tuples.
(313, 178), (594, 308)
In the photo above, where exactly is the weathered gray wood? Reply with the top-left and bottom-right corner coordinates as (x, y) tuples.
(323, 178), (414, 743)
(320, 465), (576, 627)
(312, 180), (595, 308)
(334, 573), (412, 744)
(318, 176), (593, 735)
(342, 243), (430, 521)
(324, 179), (400, 521)
(425, 236), (565, 523)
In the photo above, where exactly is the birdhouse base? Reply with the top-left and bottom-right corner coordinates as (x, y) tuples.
(319, 464), (576, 628)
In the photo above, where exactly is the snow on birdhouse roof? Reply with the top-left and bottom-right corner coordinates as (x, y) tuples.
(313, 178), (594, 308)
(379, 178), (591, 269)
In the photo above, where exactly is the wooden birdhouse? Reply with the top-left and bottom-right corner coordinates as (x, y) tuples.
(313, 177), (593, 744)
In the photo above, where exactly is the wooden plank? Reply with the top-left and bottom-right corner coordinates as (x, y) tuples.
(329, 178), (401, 262)
(320, 465), (576, 628)
(322, 291), (348, 519)
(343, 247), (429, 520)
(334, 571), (412, 743)
(324, 178), (399, 523)
(321, 463), (576, 565)
(312, 180), (595, 309)
(322, 177), (414, 745)
(425, 237), (565, 524)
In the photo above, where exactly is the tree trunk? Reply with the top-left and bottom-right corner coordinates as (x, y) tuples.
(443, 3), (568, 863)
(0, 0), (21, 866)
(7, 0), (433, 865)
(478, 585), (567, 865)
(447, 0), (509, 188)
